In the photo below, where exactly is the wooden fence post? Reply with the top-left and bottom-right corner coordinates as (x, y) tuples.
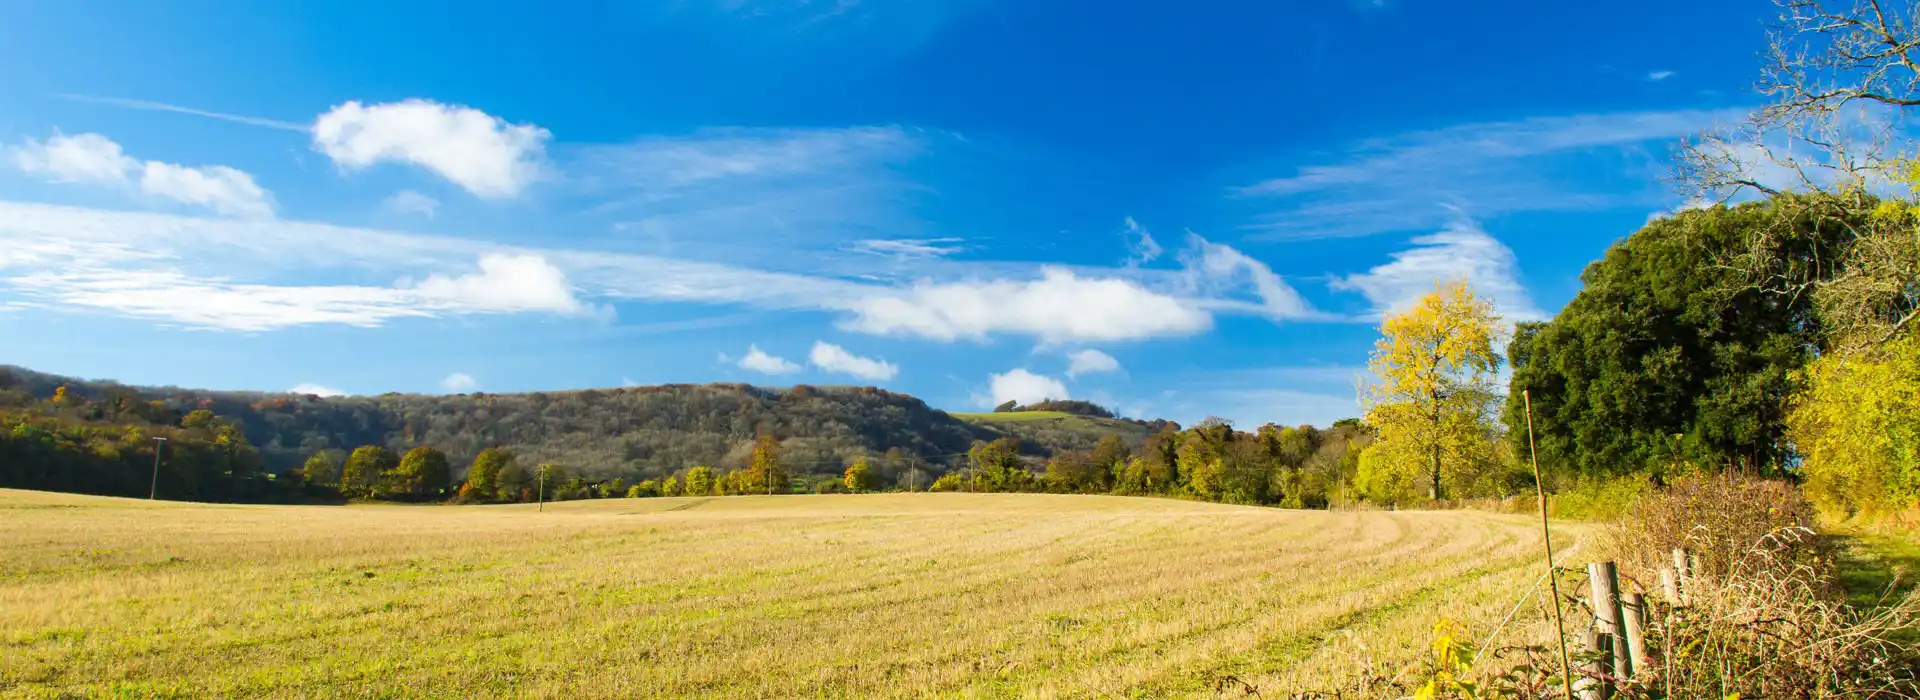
(1575, 627), (1609, 700)
(1670, 548), (1690, 604)
(1587, 561), (1634, 681)
(1620, 592), (1649, 679)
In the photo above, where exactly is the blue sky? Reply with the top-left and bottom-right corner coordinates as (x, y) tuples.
(0, 0), (1773, 427)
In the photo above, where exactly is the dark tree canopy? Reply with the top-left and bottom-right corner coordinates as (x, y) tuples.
(1506, 199), (1853, 477)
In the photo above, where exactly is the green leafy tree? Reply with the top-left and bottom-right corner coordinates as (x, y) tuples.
(497, 461), (532, 502)
(967, 437), (1029, 492)
(929, 472), (966, 492)
(392, 446), (452, 500)
(464, 448), (513, 501)
(661, 474), (683, 497)
(1359, 280), (1502, 502)
(842, 457), (877, 492)
(341, 445), (397, 498)
(1042, 450), (1095, 493)
(1087, 434), (1129, 491)
(1506, 201), (1849, 478)
(301, 449), (343, 489)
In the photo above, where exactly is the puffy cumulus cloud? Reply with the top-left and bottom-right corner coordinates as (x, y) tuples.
(1332, 217), (1545, 321)
(137, 162), (273, 218)
(737, 345), (802, 375)
(808, 341), (898, 381)
(11, 132), (135, 183)
(988, 369), (1069, 406)
(410, 253), (585, 314)
(312, 99), (550, 198)
(1065, 349), (1121, 378)
(841, 267), (1211, 343)
(288, 383), (345, 397)
(383, 190), (439, 218)
(441, 372), (476, 393)
(10, 132), (273, 218)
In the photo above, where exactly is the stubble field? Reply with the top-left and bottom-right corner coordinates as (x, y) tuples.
(0, 489), (1578, 698)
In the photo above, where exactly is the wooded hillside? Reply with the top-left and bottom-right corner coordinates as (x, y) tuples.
(0, 366), (1159, 483)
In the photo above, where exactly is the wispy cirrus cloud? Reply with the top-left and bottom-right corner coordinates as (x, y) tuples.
(1235, 108), (1748, 240)
(57, 94), (307, 131)
(574, 126), (931, 258)
(849, 237), (965, 259)
(0, 202), (1285, 342)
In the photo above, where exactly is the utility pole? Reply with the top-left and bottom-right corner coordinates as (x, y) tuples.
(537, 463), (547, 512)
(148, 437), (168, 500)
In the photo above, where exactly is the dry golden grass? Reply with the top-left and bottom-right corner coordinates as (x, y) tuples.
(0, 489), (1580, 698)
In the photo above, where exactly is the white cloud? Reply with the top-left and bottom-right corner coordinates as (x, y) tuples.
(1332, 216), (1546, 321)
(738, 345), (802, 374)
(849, 238), (963, 259)
(10, 132), (272, 217)
(289, 383), (345, 397)
(621, 376), (642, 387)
(842, 267), (1212, 343)
(383, 190), (439, 218)
(11, 132), (136, 183)
(441, 372), (476, 393)
(988, 369), (1069, 406)
(1235, 108), (1748, 240)
(6, 269), (435, 331)
(581, 126), (918, 193)
(1065, 349), (1121, 378)
(137, 162), (273, 218)
(1647, 70), (1676, 82)
(0, 229), (588, 331)
(1176, 232), (1319, 320)
(0, 202), (1313, 337)
(409, 253), (586, 314)
(808, 341), (898, 381)
(1121, 216), (1162, 267)
(312, 99), (550, 198)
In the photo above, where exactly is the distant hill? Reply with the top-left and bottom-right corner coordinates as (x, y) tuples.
(0, 366), (1169, 481)
(951, 411), (1173, 454)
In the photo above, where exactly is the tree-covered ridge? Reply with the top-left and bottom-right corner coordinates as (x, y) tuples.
(0, 367), (993, 480)
(991, 399), (1117, 419)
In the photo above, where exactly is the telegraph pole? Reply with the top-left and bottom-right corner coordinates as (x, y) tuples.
(148, 437), (168, 500)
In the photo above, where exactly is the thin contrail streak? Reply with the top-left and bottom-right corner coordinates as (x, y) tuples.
(58, 93), (308, 132)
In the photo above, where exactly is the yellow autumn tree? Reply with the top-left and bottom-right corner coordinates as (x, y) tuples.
(1356, 280), (1503, 502)
(1790, 330), (1920, 517)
